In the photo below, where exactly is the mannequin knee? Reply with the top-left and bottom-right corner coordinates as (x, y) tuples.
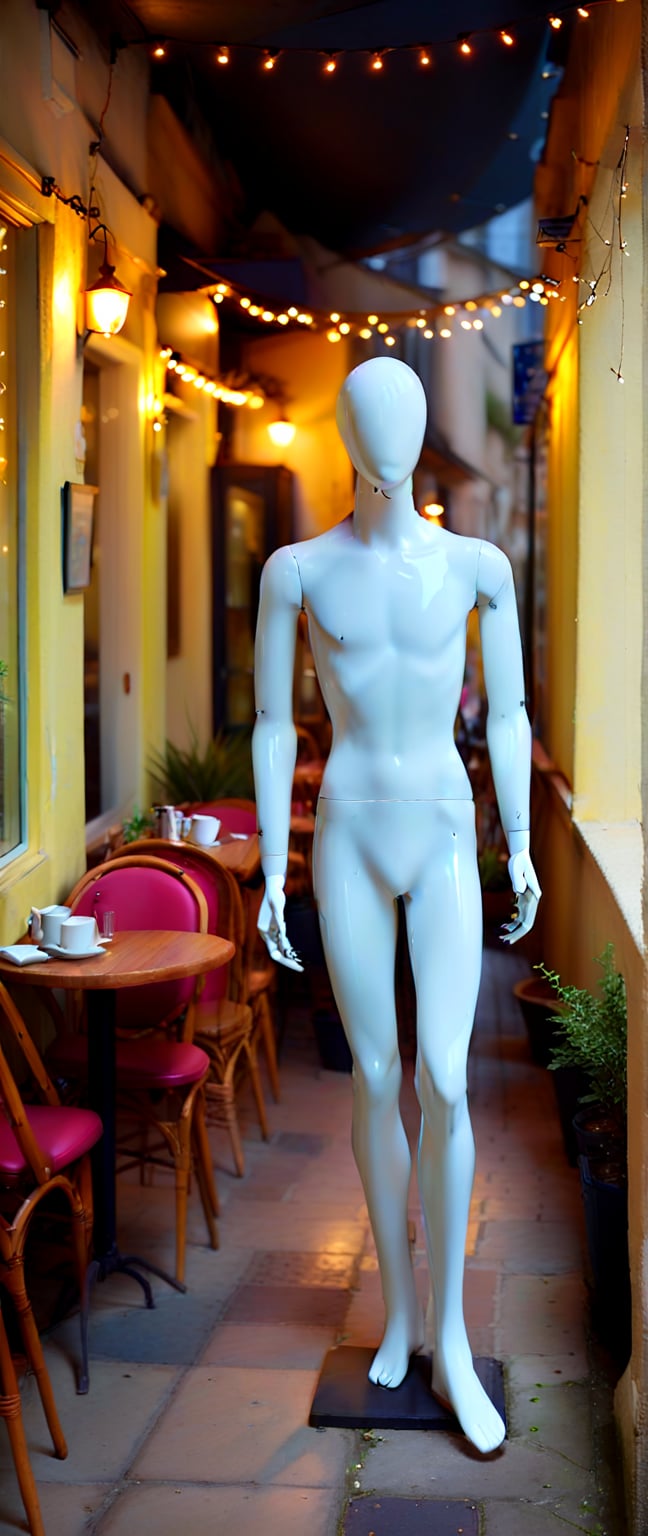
(352, 1047), (402, 1109)
(415, 1053), (467, 1122)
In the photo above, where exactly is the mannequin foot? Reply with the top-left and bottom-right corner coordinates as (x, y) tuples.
(368, 1300), (425, 1390)
(432, 1339), (505, 1454)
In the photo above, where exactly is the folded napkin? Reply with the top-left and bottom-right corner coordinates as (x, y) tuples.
(0, 945), (50, 965)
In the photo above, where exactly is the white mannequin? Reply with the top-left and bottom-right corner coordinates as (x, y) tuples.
(252, 357), (541, 1454)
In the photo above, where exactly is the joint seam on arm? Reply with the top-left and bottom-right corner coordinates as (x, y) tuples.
(288, 545), (304, 609)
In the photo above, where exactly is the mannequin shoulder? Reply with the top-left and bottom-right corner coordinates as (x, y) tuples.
(475, 539), (514, 603)
(288, 515), (354, 581)
(260, 544), (303, 610)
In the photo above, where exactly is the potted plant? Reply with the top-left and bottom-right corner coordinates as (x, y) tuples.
(537, 945), (629, 1364)
(513, 971), (564, 1068)
(148, 725), (255, 804)
(479, 845), (515, 945)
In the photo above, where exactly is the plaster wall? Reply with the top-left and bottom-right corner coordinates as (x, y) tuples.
(0, 2), (163, 941)
(535, 3), (646, 1525)
(232, 330), (353, 537)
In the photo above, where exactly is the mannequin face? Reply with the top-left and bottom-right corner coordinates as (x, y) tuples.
(336, 357), (427, 490)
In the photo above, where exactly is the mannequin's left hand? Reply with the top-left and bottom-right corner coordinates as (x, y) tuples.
(500, 851), (542, 945)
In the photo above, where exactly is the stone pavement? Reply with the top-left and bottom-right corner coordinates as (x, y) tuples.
(0, 947), (624, 1535)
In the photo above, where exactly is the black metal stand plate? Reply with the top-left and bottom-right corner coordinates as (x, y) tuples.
(309, 1346), (506, 1434)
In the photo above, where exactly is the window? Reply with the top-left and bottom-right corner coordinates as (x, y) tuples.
(0, 222), (23, 860)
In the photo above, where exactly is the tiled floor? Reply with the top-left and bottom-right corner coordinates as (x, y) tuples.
(0, 947), (624, 1534)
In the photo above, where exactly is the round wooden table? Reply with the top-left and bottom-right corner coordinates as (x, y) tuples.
(0, 931), (234, 1327)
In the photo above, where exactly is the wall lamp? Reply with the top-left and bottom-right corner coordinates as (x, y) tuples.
(267, 416), (296, 447)
(41, 175), (132, 343)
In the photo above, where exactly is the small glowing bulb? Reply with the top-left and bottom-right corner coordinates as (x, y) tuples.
(472, 318), (484, 330)
(248, 305), (261, 317)
(458, 36), (472, 56)
(416, 317), (427, 328)
(519, 280), (530, 290)
(532, 281), (545, 293)
(263, 52), (277, 70)
(152, 44), (166, 59)
(216, 283), (228, 295)
(465, 300), (477, 311)
(377, 322), (389, 334)
(359, 328), (372, 339)
(261, 310), (275, 322)
(240, 297), (251, 309)
(297, 313), (309, 324)
(440, 327), (452, 339)
(385, 335), (396, 346)
(324, 54), (337, 73)
(330, 312), (341, 323)
(501, 293), (514, 305)
(371, 52), (384, 71)
(577, 6), (589, 14)
(423, 328), (434, 339)
(367, 314), (378, 326)
(500, 29), (514, 45)
(444, 305), (455, 316)
(420, 49), (431, 66)
(216, 46), (230, 64)
(460, 319), (472, 330)
(491, 305), (502, 317)
(549, 15), (562, 29)
(249, 393), (265, 409)
(213, 292), (224, 303)
(327, 328), (342, 343)
(339, 322), (351, 334)
(288, 307), (298, 318)
(153, 419), (162, 432)
(277, 313), (289, 325)
(513, 295), (526, 307)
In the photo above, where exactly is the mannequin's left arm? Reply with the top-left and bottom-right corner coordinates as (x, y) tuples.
(477, 541), (541, 939)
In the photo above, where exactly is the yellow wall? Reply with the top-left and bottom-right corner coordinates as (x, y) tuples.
(233, 330), (353, 537)
(0, 3), (160, 938)
(535, 3), (647, 1526)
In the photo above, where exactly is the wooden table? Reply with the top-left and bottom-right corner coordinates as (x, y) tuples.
(0, 931), (233, 1329)
(205, 832), (260, 884)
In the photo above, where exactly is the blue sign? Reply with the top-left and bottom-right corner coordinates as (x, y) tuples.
(512, 340), (547, 425)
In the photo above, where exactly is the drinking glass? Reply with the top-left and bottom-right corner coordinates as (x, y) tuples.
(100, 911), (115, 942)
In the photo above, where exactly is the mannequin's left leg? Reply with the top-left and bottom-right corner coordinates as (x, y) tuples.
(405, 803), (505, 1453)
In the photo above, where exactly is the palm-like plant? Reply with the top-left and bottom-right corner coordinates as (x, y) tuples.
(148, 727), (254, 804)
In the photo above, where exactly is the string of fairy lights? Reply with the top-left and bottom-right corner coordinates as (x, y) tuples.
(142, 0), (626, 70)
(156, 273), (565, 412)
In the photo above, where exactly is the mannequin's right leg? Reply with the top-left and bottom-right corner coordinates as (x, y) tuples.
(314, 814), (423, 1388)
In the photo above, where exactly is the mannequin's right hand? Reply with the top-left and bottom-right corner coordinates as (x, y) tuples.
(258, 876), (304, 972)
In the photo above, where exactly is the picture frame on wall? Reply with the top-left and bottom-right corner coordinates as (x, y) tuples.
(62, 481), (98, 594)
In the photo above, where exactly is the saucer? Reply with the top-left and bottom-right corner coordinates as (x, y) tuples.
(44, 942), (106, 961)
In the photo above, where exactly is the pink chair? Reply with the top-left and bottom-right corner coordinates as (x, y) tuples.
(0, 978), (102, 1415)
(108, 839), (269, 1175)
(48, 857), (218, 1286)
(188, 799), (257, 836)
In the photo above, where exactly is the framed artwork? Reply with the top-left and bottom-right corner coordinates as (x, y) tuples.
(62, 481), (98, 594)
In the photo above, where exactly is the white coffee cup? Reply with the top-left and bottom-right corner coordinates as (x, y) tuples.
(184, 814), (220, 847)
(59, 915), (100, 953)
(31, 904), (71, 947)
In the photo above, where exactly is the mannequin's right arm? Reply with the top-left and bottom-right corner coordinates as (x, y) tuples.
(252, 546), (304, 970)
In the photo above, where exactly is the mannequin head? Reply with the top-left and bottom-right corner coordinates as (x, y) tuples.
(336, 357), (427, 490)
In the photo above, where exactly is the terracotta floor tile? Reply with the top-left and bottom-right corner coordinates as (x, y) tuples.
(132, 1365), (353, 1486)
(98, 1483), (341, 1536)
(201, 1322), (335, 1369)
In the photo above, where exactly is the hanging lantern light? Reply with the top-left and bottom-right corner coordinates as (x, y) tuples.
(268, 416), (296, 447)
(85, 258), (131, 336)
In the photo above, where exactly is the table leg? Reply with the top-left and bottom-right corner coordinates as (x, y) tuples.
(78, 988), (186, 1393)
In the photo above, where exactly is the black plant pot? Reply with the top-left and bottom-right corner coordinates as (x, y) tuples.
(572, 1107), (626, 1163)
(551, 1065), (590, 1165)
(285, 897), (353, 1072)
(513, 977), (562, 1067)
(578, 1153), (631, 1368)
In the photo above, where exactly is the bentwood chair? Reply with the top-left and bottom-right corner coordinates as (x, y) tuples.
(0, 1295), (45, 1536)
(0, 978), (102, 1415)
(109, 839), (269, 1175)
(183, 801), (282, 1102)
(48, 857), (218, 1285)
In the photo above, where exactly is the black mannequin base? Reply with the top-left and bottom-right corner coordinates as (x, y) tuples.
(309, 1346), (506, 1434)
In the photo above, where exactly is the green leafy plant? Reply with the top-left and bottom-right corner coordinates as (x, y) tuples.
(0, 661), (9, 704)
(478, 845), (510, 892)
(122, 805), (154, 843)
(148, 726), (254, 804)
(536, 945), (627, 1126)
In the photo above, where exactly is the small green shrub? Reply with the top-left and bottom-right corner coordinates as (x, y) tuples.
(122, 805), (153, 844)
(148, 726), (254, 804)
(478, 845), (510, 892)
(536, 944), (627, 1124)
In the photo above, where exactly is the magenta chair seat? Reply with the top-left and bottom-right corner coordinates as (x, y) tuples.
(0, 1105), (102, 1177)
(48, 1035), (209, 1091)
(190, 803), (257, 836)
(74, 865), (202, 1028)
